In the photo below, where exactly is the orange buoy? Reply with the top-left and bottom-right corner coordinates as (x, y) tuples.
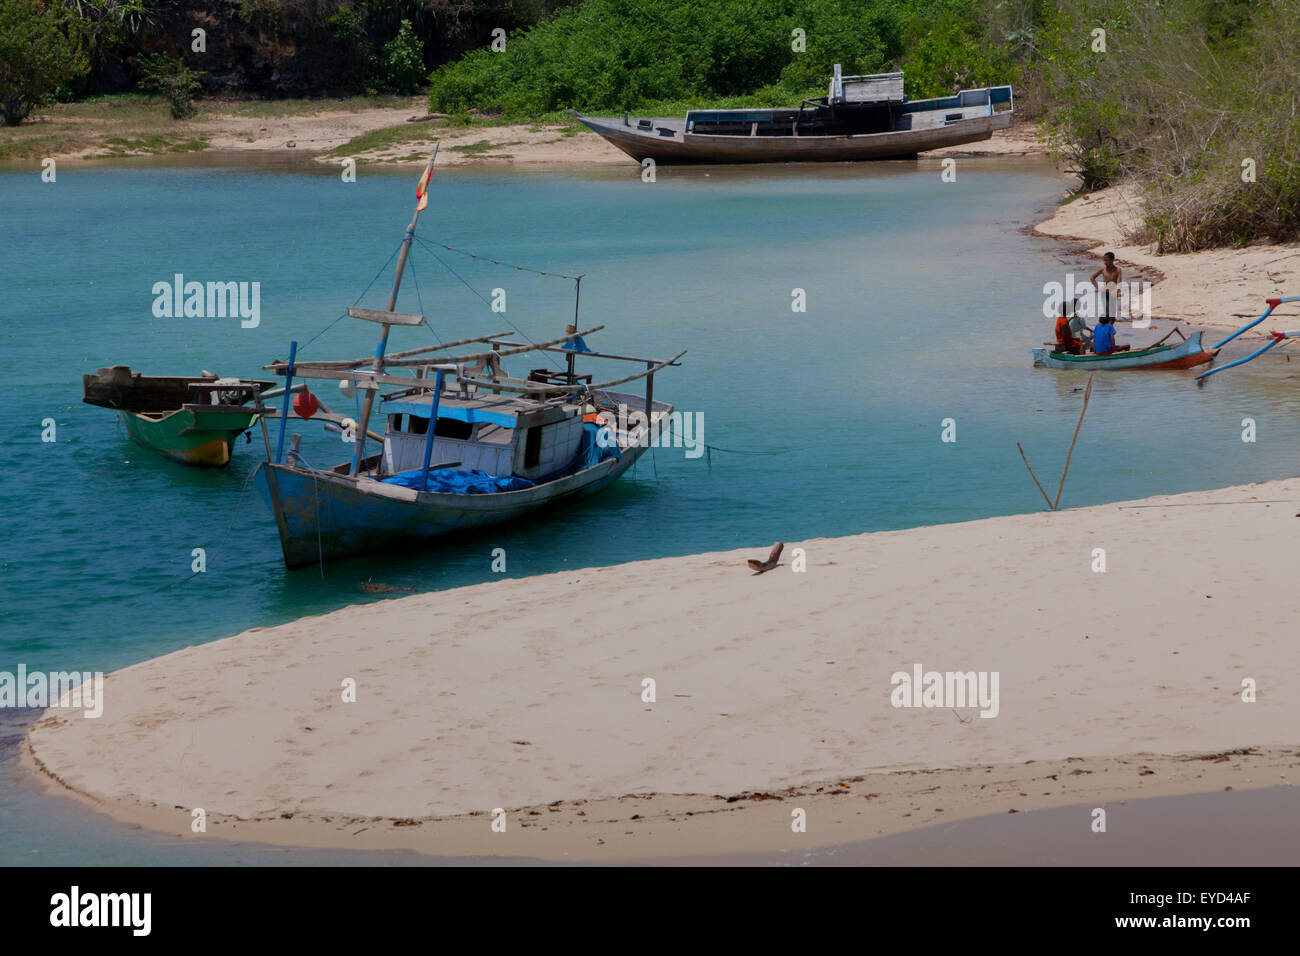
(293, 388), (320, 420)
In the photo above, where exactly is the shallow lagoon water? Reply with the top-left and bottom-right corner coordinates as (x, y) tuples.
(1, 155), (1297, 864)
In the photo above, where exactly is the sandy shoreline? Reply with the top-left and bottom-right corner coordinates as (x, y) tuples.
(1032, 184), (1300, 333)
(7, 99), (1041, 168)
(25, 478), (1300, 860)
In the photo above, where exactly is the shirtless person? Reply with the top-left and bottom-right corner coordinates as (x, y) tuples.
(1089, 252), (1123, 321)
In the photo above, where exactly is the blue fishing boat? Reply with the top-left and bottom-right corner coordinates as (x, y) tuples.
(254, 150), (685, 569)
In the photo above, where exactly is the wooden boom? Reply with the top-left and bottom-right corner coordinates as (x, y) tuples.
(379, 325), (606, 368)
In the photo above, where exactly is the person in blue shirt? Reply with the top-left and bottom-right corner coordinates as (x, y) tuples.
(1092, 316), (1130, 355)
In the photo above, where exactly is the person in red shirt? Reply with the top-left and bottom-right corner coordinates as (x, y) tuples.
(1054, 302), (1085, 354)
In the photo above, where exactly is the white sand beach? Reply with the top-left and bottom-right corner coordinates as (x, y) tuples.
(25, 477), (1300, 860)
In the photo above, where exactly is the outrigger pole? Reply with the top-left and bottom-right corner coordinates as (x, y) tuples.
(351, 145), (439, 474)
(1197, 295), (1300, 381)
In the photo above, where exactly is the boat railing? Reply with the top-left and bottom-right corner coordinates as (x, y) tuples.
(900, 85), (1013, 115)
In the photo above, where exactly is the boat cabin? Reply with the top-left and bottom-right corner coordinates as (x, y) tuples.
(684, 67), (1011, 138)
(380, 386), (589, 482)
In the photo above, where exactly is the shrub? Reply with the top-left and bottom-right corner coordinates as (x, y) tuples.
(382, 19), (425, 93)
(138, 52), (203, 119)
(0, 0), (86, 125)
(1039, 0), (1300, 249)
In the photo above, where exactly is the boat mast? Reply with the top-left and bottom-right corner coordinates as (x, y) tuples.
(351, 146), (439, 475)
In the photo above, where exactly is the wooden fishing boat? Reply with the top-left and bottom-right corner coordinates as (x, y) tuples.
(82, 366), (272, 466)
(254, 150), (685, 569)
(573, 66), (1013, 165)
(1032, 331), (1218, 371)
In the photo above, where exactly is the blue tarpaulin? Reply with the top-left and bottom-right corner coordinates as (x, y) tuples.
(381, 468), (536, 494)
(574, 422), (621, 471)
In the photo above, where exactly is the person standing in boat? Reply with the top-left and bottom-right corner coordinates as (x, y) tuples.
(1090, 252), (1123, 321)
(1092, 316), (1131, 355)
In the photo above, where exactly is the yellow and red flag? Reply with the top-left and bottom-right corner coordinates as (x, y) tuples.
(415, 165), (432, 211)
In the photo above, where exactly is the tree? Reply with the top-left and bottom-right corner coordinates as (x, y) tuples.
(0, 0), (86, 125)
(382, 19), (425, 94)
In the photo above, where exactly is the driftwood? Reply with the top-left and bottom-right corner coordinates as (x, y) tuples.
(747, 542), (784, 574)
(359, 580), (415, 593)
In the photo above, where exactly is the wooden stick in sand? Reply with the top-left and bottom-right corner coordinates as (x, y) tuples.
(1017, 442), (1054, 510)
(1053, 374), (1094, 511)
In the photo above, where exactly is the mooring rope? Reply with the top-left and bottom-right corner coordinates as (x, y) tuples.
(162, 462), (261, 589)
(416, 236), (582, 279)
(411, 236), (566, 372)
(298, 239), (405, 354)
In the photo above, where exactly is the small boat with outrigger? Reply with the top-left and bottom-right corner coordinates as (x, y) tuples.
(254, 149), (686, 569)
(1194, 296), (1300, 383)
(1033, 291), (1219, 371)
(1033, 294), (1300, 377)
(1032, 328), (1219, 371)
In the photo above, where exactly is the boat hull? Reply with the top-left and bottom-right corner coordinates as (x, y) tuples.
(576, 113), (1010, 164)
(1032, 332), (1217, 371)
(119, 408), (260, 467)
(254, 444), (649, 569)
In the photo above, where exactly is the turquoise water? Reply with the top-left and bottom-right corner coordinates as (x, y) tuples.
(2, 155), (1298, 864)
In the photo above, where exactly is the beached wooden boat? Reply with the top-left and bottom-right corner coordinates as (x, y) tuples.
(574, 66), (1013, 164)
(254, 150), (685, 569)
(82, 366), (272, 466)
(1032, 331), (1217, 371)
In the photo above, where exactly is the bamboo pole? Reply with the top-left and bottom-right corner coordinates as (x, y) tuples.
(351, 145), (438, 475)
(267, 331), (517, 371)
(379, 325), (606, 368)
(458, 349), (687, 394)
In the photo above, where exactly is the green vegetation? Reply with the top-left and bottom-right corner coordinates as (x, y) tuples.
(101, 133), (209, 154)
(382, 19), (426, 95)
(138, 52), (203, 119)
(427, 0), (1032, 117)
(0, 0), (87, 125)
(449, 139), (523, 153)
(1038, 0), (1300, 250)
(323, 120), (440, 158)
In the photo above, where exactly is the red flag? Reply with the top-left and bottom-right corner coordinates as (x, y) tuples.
(415, 165), (432, 211)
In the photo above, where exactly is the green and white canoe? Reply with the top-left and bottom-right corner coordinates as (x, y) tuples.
(1032, 331), (1218, 371)
(83, 366), (272, 467)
